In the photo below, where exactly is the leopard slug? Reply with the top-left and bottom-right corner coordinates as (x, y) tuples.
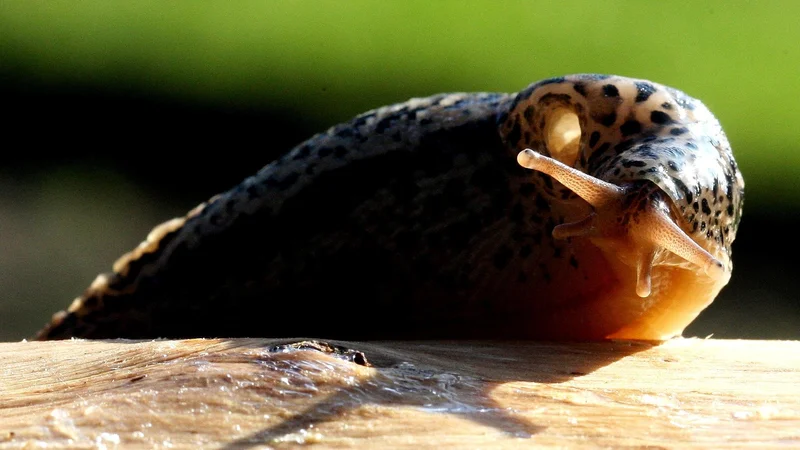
(36, 74), (744, 341)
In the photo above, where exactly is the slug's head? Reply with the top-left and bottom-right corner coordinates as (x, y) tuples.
(500, 74), (744, 298)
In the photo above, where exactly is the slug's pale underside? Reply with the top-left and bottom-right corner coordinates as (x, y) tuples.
(37, 74), (744, 341)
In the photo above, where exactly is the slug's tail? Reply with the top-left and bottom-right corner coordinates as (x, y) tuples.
(35, 215), (192, 340)
(34, 277), (151, 340)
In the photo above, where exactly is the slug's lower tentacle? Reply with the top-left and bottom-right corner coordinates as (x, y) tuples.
(551, 214), (595, 240)
(636, 250), (656, 298)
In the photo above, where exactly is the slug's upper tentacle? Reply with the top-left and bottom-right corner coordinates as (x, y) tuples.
(501, 74), (744, 298)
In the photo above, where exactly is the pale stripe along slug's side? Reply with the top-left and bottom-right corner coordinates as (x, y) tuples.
(36, 74), (744, 341)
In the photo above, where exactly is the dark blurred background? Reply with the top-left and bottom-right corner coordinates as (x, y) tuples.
(1, 1), (798, 341)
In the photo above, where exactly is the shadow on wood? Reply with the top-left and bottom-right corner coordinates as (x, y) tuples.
(223, 339), (648, 447)
(1, 339), (798, 448)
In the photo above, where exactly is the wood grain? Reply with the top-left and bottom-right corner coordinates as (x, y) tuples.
(1, 338), (798, 448)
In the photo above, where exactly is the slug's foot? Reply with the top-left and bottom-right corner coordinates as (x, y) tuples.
(517, 149), (725, 298)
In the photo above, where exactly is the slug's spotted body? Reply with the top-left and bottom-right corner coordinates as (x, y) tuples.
(37, 74), (744, 341)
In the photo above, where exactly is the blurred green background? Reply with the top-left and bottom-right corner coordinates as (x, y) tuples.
(1, 1), (798, 341)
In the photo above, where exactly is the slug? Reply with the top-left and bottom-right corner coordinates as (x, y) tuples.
(36, 74), (744, 341)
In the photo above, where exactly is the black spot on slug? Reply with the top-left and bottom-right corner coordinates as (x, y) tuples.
(621, 159), (647, 168)
(374, 115), (396, 134)
(634, 82), (656, 102)
(636, 145), (658, 159)
(651, 110), (673, 125)
(246, 185), (260, 200)
(293, 144), (312, 160)
(275, 172), (300, 191)
(589, 131), (600, 148)
(620, 120), (642, 136)
(599, 112), (617, 127)
(588, 142), (611, 168)
(614, 140), (634, 153)
(496, 111), (509, 125)
(523, 105), (535, 121)
(641, 135), (658, 143)
(602, 84), (620, 97)
(701, 198), (712, 215)
(335, 127), (354, 138)
(352, 111), (375, 128)
(573, 82), (588, 97)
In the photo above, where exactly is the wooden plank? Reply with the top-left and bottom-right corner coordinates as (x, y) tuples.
(0, 338), (798, 449)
